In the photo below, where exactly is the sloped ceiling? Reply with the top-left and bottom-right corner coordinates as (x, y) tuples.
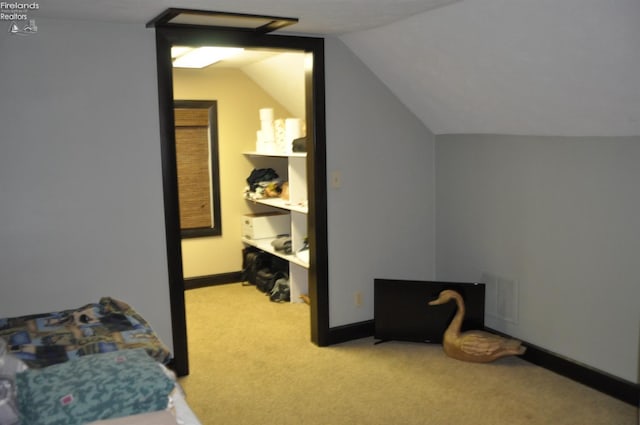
(342, 0), (640, 136)
(241, 52), (306, 119)
(32, 0), (640, 137)
(195, 49), (306, 118)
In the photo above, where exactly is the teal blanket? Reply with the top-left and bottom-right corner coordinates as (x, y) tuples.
(17, 348), (175, 425)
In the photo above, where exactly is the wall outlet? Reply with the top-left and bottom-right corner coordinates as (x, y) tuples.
(330, 170), (342, 188)
(354, 291), (363, 307)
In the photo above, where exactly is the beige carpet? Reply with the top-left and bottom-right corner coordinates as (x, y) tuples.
(180, 283), (636, 425)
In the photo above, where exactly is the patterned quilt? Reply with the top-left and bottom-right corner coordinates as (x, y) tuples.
(0, 297), (172, 368)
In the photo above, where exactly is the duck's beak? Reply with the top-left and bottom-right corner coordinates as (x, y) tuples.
(426, 295), (440, 305)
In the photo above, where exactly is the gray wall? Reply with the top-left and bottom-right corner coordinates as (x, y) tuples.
(324, 37), (436, 326)
(436, 134), (640, 382)
(0, 19), (173, 349)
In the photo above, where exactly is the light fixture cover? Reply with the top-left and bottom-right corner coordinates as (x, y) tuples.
(146, 8), (298, 33)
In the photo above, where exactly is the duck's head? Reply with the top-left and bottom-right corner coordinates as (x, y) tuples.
(428, 289), (461, 306)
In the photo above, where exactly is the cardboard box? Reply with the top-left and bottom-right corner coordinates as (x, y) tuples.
(242, 212), (290, 240)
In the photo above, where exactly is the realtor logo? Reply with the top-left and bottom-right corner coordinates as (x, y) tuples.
(8, 18), (36, 34)
(2, 2), (39, 35)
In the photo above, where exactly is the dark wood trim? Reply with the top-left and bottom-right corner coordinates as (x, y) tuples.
(146, 8), (298, 33)
(327, 320), (375, 345)
(514, 335), (639, 406)
(184, 272), (243, 290)
(484, 327), (638, 406)
(180, 227), (220, 238)
(152, 25), (329, 375)
(154, 29), (189, 377)
(305, 42), (330, 347)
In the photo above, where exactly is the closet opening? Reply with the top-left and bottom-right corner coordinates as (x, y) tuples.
(150, 21), (329, 377)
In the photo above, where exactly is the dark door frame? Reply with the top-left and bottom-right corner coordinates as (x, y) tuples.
(152, 25), (330, 376)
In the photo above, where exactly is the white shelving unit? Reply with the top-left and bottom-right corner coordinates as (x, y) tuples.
(244, 151), (306, 158)
(247, 197), (308, 214)
(241, 237), (308, 268)
(243, 151), (308, 303)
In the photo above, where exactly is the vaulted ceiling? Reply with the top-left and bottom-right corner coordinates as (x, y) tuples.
(342, 0), (640, 136)
(35, 0), (640, 137)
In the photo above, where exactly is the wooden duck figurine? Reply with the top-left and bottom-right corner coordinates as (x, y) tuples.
(428, 289), (526, 363)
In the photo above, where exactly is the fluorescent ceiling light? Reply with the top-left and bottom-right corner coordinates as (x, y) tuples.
(172, 46), (244, 68)
(171, 46), (192, 59)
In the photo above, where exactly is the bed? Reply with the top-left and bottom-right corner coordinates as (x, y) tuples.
(0, 297), (202, 425)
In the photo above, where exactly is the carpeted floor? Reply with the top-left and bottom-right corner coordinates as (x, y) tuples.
(179, 283), (636, 425)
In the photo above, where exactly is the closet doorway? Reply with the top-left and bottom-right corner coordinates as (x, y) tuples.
(151, 22), (329, 376)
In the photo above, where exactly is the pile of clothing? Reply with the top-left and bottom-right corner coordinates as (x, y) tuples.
(244, 168), (288, 201)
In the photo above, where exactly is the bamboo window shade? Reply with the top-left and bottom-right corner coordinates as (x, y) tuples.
(175, 108), (212, 229)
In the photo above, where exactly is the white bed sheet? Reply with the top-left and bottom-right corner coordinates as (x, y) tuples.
(173, 389), (203, 425)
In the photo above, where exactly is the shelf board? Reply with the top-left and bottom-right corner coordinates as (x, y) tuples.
(242, 237), (309, 269)
(246, 196), (308, 214)
(243, 151), (306, 158)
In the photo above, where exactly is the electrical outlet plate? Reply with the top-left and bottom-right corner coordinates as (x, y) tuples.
(330, 170), (342, 188)
(354, 291), (363, 307)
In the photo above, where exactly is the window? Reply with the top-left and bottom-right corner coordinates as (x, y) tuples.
(174, 100), (222, 237)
